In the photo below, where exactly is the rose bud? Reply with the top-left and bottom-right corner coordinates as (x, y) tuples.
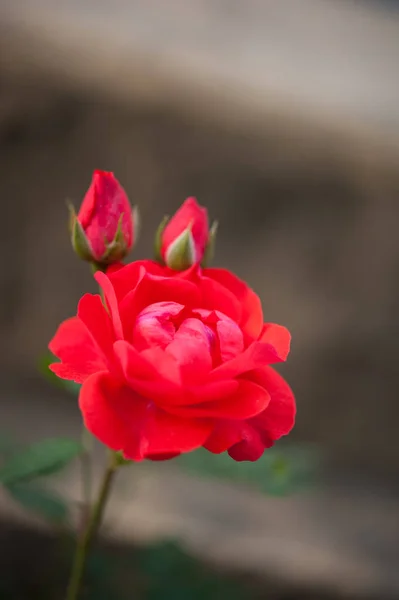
(155, 197), (217, 270)
(69, 170), (139, 267)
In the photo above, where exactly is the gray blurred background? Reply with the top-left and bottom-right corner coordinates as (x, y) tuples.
(0, 0), (399, 597)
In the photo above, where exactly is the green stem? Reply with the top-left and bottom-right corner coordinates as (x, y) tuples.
(65, 452), (118, 600)
(80, 428), (93, 529)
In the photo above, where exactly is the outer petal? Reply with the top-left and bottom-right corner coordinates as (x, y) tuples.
(204, 268), (263, 339)
(79, 371), (128, 450)
(79, 371), (212, 460)
(210, 339), (287, 381)
(107, 260), (172, 303)
(204, 421), (243, 454)
(206, 367), (295, 461)
(168, 380), (270, 420)
(107, 260), (147, 303)
(227, 430), (265, 462)
(204, 420), (264, 461)
(49, 317), (107, 383)
(198, 276), (242, 324)
(188, 379), (238, 404)
(77, 293), (115, 359)
(247, 366), (296, 443)
(114, 340), (239, 407)
(114, 340), (183, 404)
(146, 452), (181, 461)
(259, 324), (291, 362)
(94, 271), (124, 339)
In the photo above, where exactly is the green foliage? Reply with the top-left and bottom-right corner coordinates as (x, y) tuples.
(6, 482), (68, 523)
(0, 437), (82, 486)
(175, 444), (319, 496)
(84, 551), (123, 600)
(138, 540), (246, 600)
(70, 539), (251, 600)
(38, 351), (81, 396)
(0, 433), (79, 531)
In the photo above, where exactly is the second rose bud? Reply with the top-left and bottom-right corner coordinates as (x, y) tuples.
(155, 197), (217, 270)
(70, 170), (139, 267)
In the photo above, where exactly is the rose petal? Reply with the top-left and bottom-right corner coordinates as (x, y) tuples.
(169, 379), (269, 419)
(123, 404), (212, 461)
(247, 366), (296, 442)
(119, 271), (200, 341)
(139, 301), (186, 321)
(258, 324), (291, 361)
(205, 367), (295, 461)
(114, 340), (183, 404)
(204, 268), (263, 339)
(133, 316), (175, 351)
(166, 318), (212, 384)
(132, 301), (185, 351)
(107, 260), (163, 303)
(49, 317), (107, 383)
(216, 318), (244, 362)
(79, 371), (212, 460)
(204, 420), (243, 454)
(210, 340), (286, 381)
(79, 371), (128, 451)
(188, 379), (238, 404)
(204, 420), (265, 461)
(77, 293), (115, 359)
(94, 271), (124, 340)
(198, 276), (242, 324)
(146, 452), (181, 461)
(227, 430), (265, 462)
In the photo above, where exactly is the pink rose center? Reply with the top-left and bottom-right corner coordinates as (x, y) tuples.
(132, 301), (244, 370)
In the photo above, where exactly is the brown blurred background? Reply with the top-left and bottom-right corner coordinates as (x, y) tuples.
(0, 0), (399, 598)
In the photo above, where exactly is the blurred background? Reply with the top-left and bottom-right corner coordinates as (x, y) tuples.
(0, 0), (399, 598)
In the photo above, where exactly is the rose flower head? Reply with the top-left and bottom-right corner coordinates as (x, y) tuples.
(49, 252), (296, 462)
(70, 170), (139, 267)
(156, 197), (217, 270)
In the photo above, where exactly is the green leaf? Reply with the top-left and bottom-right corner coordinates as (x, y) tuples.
(38, 351), (81, 396)
(175, 444), (320, 496)
(0, 437), (82, 485)
(7, 482), (68, 523)
(139, 540), (246, 600)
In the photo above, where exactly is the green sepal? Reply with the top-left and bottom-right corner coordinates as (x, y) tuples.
(154, 215), (169, 263)
(164, 226), (195, 271)
(113, 451), (132, 467)
(68, 203), (94, 261)
(132, 205), (140, 244)
(101, 213), (127, 265)
(201, 220), (218, 267)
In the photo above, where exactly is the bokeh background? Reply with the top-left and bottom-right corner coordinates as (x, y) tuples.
(0, 0), (399, 598)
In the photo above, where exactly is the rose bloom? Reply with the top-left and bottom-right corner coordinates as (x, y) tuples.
(49, 261), (295, 461)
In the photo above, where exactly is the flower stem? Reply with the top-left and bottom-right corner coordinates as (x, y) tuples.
(81, 428), (93, 507)
(65, 451), (118, 600)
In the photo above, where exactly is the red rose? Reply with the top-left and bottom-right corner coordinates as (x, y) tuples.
(49, 260), (295, 461)
(157, 197), (217, 270)
(71, 170), (138, 265)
